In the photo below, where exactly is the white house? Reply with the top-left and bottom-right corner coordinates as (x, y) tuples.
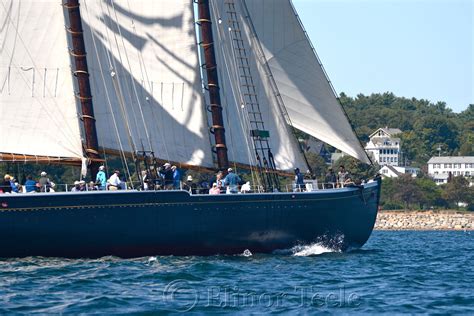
(380, 165), (420, 178)
(427, 156), (474, 185)
(365, 127), (402, 166)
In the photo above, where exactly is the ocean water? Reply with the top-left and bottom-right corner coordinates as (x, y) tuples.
(1, 231), (473, 314)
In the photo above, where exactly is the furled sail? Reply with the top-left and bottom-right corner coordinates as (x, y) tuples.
(80, 0), (214, 167)
(209, 0), (308, 171)
(224, 0), (371, 164)
(0, 0), (84, 161)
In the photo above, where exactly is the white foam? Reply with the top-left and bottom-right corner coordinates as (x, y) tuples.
(242, 249), (253, 257)
(292, 243), (340, 256)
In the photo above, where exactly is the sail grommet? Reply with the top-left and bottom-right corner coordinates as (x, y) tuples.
(211, 125), (225, 131)
(65, 27), (83, 35)
(195, 18), (212, 26)
(73, 70), (89, 77)
(200, 63), (216, 71)
(62, 3), (80, 9)
(207, 83), (219, 89)
(69, 49), (86, 58)
(81, 115), (96, 121)
(199, 42), (214, 48)
(75, 93), (92, 101)
(207, 103), (222, 112)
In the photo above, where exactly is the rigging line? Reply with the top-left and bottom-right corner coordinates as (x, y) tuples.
(83, 0), (131, 182)
(210, 1), (258, 185)
(225, 16), (264, 184)
(0, 2), (85, 153)
(123, 1), (171, 165)
(159, 82), (171, 162)
(225, 33), (259, 185)
(102, 0), (141, 153)
(110, 1), (153, 153)
(125, 0), (152, 93)
(288, 0), (372, 165)
(119, 0), (170, 163)
(226, 4), (270, 175)
(240, 0), (311, 172)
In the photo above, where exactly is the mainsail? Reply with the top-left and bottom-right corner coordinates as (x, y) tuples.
(0, 0), (83, 161)
(0, 0), (370, 171)
(212, 0), (371, 165)
(80, 0), (214, 167)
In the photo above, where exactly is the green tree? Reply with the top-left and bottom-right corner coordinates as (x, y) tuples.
(415, 177), (446, 209)
(391, 175), (424, 209)
(442, 176), (471, 208)
(333, 156), (379, 181)
(305, 152), (328, 179)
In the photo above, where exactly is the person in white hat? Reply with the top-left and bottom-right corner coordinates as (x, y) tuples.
(183, 175), (197, 194)
(161, 163), (173, 189)
(108, 170), (122, 191)
(38, 172), (52, 193)
(71, 181), (81, 192)
(95, 165), (107, 190)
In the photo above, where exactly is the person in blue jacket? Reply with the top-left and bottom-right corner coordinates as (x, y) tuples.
(224, 168), (241, 194)
(24, 175), (37, 193)
(96, 165), (107, 190)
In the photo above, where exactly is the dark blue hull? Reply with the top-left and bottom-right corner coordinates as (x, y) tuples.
(0, 179), (381, 258)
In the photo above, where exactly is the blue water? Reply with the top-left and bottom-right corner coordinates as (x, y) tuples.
(1, 231), (473, 314)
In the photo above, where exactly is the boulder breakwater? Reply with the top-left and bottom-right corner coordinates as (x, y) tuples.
(375, 210), (474, 230)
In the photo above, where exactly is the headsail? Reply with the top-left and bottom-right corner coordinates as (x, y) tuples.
(80, 0), (214, 167)
(234, 0), (371, 164)
(0, 0), (83, 161)
(209, 0), (308, 171)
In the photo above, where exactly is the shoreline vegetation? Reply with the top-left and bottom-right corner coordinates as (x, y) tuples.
(375, 210), (474, 230)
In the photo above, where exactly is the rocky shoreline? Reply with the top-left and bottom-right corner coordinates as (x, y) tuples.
(375, 210), (474, 230)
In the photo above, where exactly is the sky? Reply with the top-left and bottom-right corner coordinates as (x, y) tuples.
(292, 0), (473, 113)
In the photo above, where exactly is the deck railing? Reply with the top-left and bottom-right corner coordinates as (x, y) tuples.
(1, 180), (358, 195)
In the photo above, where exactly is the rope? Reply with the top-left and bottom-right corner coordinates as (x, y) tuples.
(110, 1), (154, 153)
(209, 0), (259, 186)
(123, 0), (169, 162)
(101, 0), (140, 159)
(83, 0), (132, 183)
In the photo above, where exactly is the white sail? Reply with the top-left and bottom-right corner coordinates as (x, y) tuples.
(80, 0), (214, 167)
(0, 0), (83, 160)
(238, 0), (371, 164)
(209, 0), (308, 171)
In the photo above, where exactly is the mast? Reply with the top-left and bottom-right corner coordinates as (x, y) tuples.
(63, 0), (101, 177)
(197, 0), (229, 170)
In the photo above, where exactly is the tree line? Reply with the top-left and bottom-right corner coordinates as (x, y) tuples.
(302, 92), (474, 210)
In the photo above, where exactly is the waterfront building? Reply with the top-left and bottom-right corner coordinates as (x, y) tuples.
(379, 165), (420, 178)
(365, 127), (402, 166)
(300, 137), (331, 163)
(427, 156), (474, 185)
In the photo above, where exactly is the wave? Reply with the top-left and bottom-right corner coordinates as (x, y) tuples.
(291, 243), (340, 256)
(273, 234), (346, 256)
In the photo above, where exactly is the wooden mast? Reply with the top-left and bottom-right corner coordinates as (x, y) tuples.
(197, 0), (229, 170)
(63, 0), (101, 177)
